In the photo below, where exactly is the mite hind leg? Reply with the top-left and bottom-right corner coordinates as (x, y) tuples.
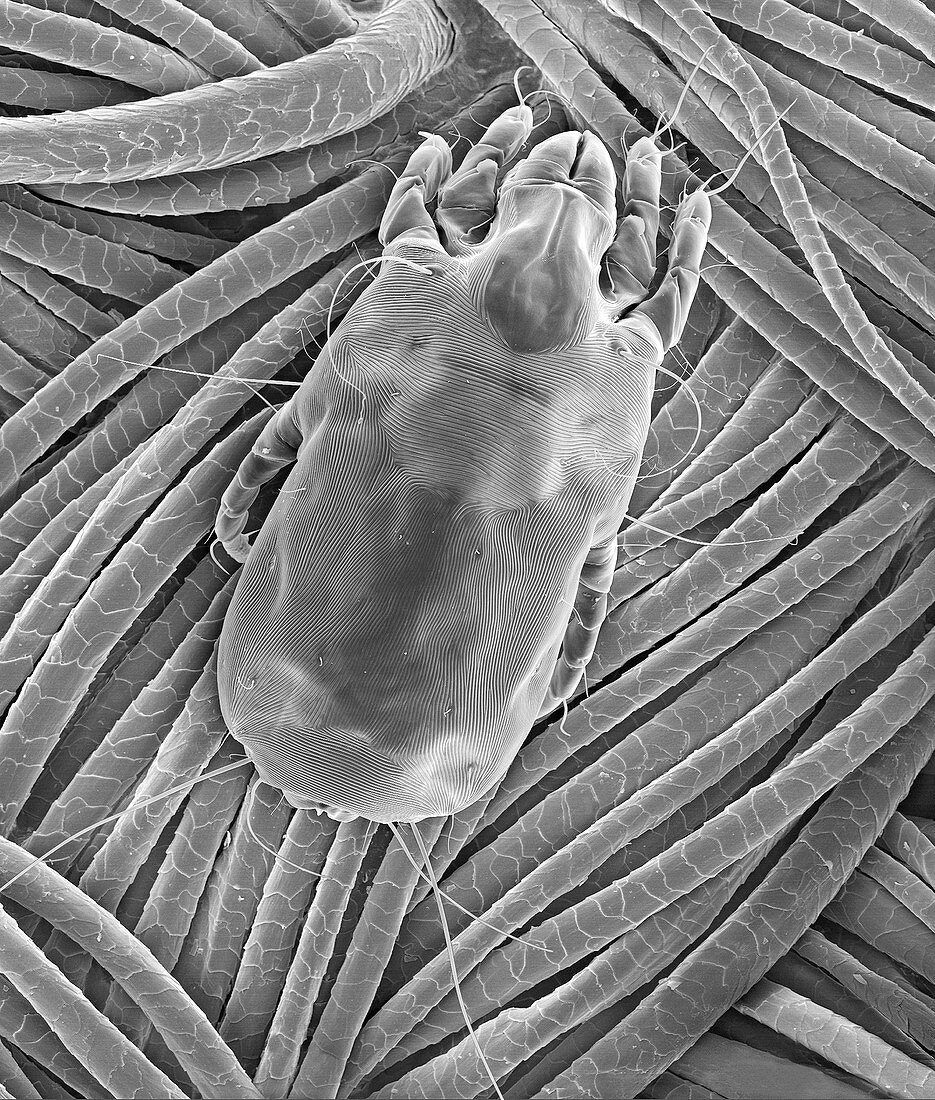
(215, 399), (303, 562)
(538, 536), (617, 718)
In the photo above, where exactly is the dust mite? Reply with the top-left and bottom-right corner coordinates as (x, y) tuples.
(215, 103), (711, 826)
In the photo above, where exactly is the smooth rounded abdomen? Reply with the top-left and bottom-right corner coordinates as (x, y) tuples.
(217, 416), (591, 822)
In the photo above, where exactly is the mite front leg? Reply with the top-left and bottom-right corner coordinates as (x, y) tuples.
(434, 104), (533, 251)
(603, 136), (663, 314)
(379, 132), (452, 250)
(625, 186), (712, 352)
(215, 399), (303, 562)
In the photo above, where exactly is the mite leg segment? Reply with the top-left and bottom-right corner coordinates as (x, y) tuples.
(434, 104), (533, 251)
(215, 398), (303, 561)
(538, 536), (618, 717)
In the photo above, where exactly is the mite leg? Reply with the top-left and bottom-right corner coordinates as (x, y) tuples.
(215, 399), (303, 562)
(538, 536), (617, 718)
(624, 186), (712, 352)
(434, 104), (533, 251)
(603, 136), (663, 314)
(379, 133), (452, 250)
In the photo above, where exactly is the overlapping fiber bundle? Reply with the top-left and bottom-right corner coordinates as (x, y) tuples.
(0, 0), (934, 1097)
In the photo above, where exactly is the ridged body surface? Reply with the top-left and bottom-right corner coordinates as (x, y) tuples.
(218, 248), (653, 821)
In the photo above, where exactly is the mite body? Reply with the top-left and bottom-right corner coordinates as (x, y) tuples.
(216, 105), (711, 824)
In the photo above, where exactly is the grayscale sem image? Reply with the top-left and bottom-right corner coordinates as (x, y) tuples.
(0, 0), (933, 1098)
